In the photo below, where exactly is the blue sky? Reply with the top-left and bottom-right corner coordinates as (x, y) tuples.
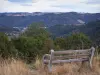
(0, 0), (100, 13)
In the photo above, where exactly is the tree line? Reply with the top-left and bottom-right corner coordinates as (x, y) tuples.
(0, 23), (99, 62)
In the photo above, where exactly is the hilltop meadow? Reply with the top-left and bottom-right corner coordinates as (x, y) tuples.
(0, 21), (100, 75)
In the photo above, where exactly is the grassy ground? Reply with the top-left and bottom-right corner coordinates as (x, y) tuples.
(0, 58), (33, 75)
(0, 57), (100, 75)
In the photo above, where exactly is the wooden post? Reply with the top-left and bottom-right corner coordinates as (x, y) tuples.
(89, 47), (95, 69)
(48, 49), (54, 72)
(42, 54), (50, 70)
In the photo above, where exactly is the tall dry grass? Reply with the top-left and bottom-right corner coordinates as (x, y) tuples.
(34, 57), (100, 75)
(0, 57), (100, 75)
(0, 58), (33, 75)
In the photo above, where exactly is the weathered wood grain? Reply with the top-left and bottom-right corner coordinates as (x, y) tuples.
(54, 49), (91, 55)
(53, 55), (90, 60)
(89, 47), (95, 68)
(44, 58), (88, 64)
(48, 49), (54, 72)
(43, 47), (95, 72)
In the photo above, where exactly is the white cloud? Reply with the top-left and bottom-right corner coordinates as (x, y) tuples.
(0, 0), (100, 13)
(87, 0), (100, 4)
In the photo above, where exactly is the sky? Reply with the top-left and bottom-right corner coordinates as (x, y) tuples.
(0, 0), (100, 13)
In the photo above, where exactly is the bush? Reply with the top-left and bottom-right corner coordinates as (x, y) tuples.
(54, 33), (92, 50)
(12, 36), (54, 62)
(0, 32), (17, 58)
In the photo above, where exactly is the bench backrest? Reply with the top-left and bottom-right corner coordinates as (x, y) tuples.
(50, 47), (95, 61)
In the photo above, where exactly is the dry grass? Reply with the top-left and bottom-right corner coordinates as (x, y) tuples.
(0, 58), (33, 75)
(34, 57), (100, 75)
(0, 57), (100, 75)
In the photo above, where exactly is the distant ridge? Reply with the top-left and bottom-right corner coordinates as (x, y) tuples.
(0, 12), (100, 27)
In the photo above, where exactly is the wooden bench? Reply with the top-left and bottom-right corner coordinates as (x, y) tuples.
(42, 47), (95, 72)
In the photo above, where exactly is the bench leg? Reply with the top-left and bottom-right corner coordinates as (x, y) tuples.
(48, 63), (52, 72)
(89, 60), (93, 69)
(89, 47), (95, 69)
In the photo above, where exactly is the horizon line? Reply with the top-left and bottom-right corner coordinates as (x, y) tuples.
(0, 11), (100, 14)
